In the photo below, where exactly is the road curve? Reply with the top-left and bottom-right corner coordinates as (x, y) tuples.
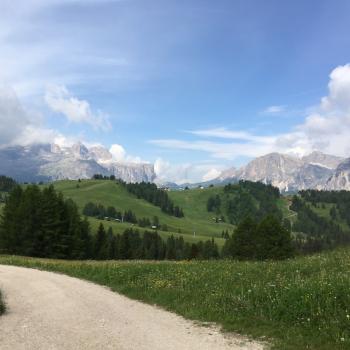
(0, 265), (264, 350)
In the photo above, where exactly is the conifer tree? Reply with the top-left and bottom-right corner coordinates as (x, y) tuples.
(95, 223), (108, 260)
(255, 215), (294, 260)
(222, 217), (257, 259)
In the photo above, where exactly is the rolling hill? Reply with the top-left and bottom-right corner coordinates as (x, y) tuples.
(4, 178), (350, 251)
(46, 180), (237, 246)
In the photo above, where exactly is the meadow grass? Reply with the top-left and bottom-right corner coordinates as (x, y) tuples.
(1, 249), (350, 349)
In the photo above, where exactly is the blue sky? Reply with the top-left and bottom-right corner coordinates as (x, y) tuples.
(1, 0), (350, 182)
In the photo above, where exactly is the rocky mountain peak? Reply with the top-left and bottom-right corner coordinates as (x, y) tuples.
(217, 151), (347, 192)
(325, 158), (350, 190)
(0, 142), (155, 183)
(71, 142), (89, 159)
(301, 151), (344, 169)
(89, 146), (113, 163)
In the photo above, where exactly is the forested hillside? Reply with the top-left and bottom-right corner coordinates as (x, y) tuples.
(2, 176), (350, 258)
(206, 181), (283, 224)
(0, 185), (219, 260)
(42, 179), (234, 244)
(291, 190), (350, 253)
(0, 175), (17, 192)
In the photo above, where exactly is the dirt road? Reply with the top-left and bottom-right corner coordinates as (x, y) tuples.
(0, 265), (264, 350)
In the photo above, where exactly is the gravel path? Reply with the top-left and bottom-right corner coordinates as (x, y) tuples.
(0, 265), (265, 350)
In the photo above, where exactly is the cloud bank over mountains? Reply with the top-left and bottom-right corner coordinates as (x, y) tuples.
(1, 63), (350, 183)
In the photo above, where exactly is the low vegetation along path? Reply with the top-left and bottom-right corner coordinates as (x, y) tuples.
(0, 265), (264, 350)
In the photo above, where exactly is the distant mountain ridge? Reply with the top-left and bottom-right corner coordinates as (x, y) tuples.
(1, 143), (350, 191)
(325, 158), (350, 191)
(0, 143), (155, 183)
(217, 151), (347, 192)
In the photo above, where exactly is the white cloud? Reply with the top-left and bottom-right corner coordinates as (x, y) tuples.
(263, 105), (286, 114)
(0, 85), (63, 147)
(152, 64), (350, 160)
(189, 127), (275, 143)
(109, 144), (127, 162)
(109, 144), (145, 164)
(202, 168), (221, 182)
(321, 64), (350, 114)
(45, 84), (111, 131)
(0, 86), (33, 145)
(277, 63), (350, 156)
(0, 85), (94, 148)
(150, 138), (275, 160)
(154, 158), (224, 184)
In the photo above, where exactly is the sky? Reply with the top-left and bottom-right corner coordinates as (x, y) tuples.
(1, 0), (350, 183)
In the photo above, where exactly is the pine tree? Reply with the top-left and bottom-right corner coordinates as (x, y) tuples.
(0, 184), (95, 259)
(95, 223), (108, 260)
(166, 235), (176, 259)
(107, 227), (117, 259)
(0, 186), (23, 254)
(223, 217), (257, 259)
(330, 206), (337, 220)
(255, 215), (294, 260)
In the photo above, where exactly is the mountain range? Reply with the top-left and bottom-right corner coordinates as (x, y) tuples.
(216, 151), (349, 192)
(0, 143), (155, 183)
(0, 142), (349, 191)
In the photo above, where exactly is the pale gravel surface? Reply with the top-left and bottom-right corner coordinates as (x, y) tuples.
(0, 265), (265, 350)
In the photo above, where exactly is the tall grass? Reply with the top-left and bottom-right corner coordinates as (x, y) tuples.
(1, 249), (350, 349)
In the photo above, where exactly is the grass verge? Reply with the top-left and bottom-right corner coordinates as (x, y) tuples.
(1, 250), (350, 349)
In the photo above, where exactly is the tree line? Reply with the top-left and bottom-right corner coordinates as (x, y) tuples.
(92, 174), (116, 180)
(93, 225), (219, 260)
(0, 185), (91, 259)
(122, 181), (184, 217)
(82, 202), (168, 230)
(83, 202), (136, 222)
(0, 185), (218, 260)
(222, 215), (294, 260)
(0, 175), (17, 192)
(298, 189), (350, 226)
(291, 195), (350, 253)
(207, 181), (283, 225)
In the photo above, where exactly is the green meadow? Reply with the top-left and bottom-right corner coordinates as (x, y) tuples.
(42, 180), (236, 245)
(1, 248), (350, 349)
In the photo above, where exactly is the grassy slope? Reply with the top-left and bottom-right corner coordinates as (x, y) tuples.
(34, 179), (298, 246)
(1, 249), (350, 349)
(293, 198), (350, 232)
(312, 203), (350, 231)
(48, 180), (234, 245)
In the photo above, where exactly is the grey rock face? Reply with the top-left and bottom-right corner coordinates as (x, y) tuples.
(218, 152), (346, 191)
(236, 153), (303, 191)
(89, 146), (113, 162)
(107, 163), (156, 183)
(325, 158), (350, 190)
(0, 143), (155, 183)
(301, 151), (344, 169)
(293, 163), (333, 190)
